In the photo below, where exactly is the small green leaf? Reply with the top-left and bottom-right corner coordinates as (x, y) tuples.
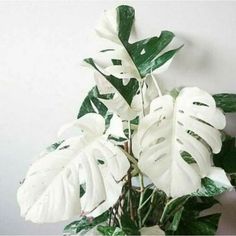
(213, 93), (236, 113)
(64, 211), (109, 234)
(97, 225), (125, 236)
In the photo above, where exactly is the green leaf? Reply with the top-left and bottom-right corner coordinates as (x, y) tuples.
(160, 195), (190, 225)
(213, 93), (236, 113)
(120, 213), (140, 235)
(167, 206), (184, 231)
(163, 196), (220, 235)
(140, 188), (167, 226)
(116, 6), (182, 78)
(97, 225), (125, 236)
(46, 141), (64, 153)
(213, 136), (236, 173)
(64, 211), (109, 234)
(175, 213), (221, 235)
(78, 86), (109, 118)
(84, 58), (139, 106)
(77, 86), (113, 127)
(193, 177), (228, 197)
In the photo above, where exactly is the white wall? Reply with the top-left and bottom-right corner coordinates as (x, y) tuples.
(0, 1), (236, 235)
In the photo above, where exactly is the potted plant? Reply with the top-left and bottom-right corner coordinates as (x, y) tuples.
(17, 5), (236, 235)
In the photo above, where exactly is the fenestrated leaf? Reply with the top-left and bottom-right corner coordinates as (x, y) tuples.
(213, 136), (236, 173)
(84, 5), (182, 120)
(17, 113), (130, 223)
(133, 87), (227, 197)
(64, 211), (109, 235)
(213, 93), (236, 113)
(96, 5), (182, 78)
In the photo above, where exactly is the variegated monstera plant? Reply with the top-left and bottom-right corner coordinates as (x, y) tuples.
(18, 5), (236, 236)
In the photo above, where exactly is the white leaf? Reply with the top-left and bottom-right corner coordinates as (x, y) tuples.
(105, 113), (126, 139)
(95, 7), (176, 78)
(17, 113), (130, 223)
(133, 87), (226, 197)
(84, 8), (172, 120)
(208, 167), (233, 190)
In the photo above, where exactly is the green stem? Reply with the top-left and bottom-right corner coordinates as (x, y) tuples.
(150, 71), (162, 96)
(138, 188), (155, 210)
(141, 189), (156, 225)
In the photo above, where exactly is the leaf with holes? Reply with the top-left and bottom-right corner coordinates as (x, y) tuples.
(83, 5), (181, 120)
(17, 113), (130, 223)
(133, 87), (228, 197)
(95, 5), (182, 78)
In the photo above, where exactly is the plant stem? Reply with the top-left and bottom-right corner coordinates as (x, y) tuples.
(150, 71), (162, 96)
(139, 80), (145, 117)
(138, 173), (145, 228)
(141, 189), (156, 225)
(138, 189), (154, 210)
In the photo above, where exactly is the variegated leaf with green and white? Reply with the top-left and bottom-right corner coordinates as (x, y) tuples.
(83, 5), (182, 120)
(133, 87), (232, 197)
(95, 5), (182, 78)
(17, 113), (129, 223)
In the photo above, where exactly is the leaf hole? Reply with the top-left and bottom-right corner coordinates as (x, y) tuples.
(155, 153), (166, 162)
(59, 145), (70, 150)
(180, 151), (196, 164)
(153, 106), (163, 112)
(97, 159), (105, 165)
(193, 102), (209, 107)
(176, 138), (183, 145)
(156, 137), (165, 144)
(140, 48), (146, 55)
